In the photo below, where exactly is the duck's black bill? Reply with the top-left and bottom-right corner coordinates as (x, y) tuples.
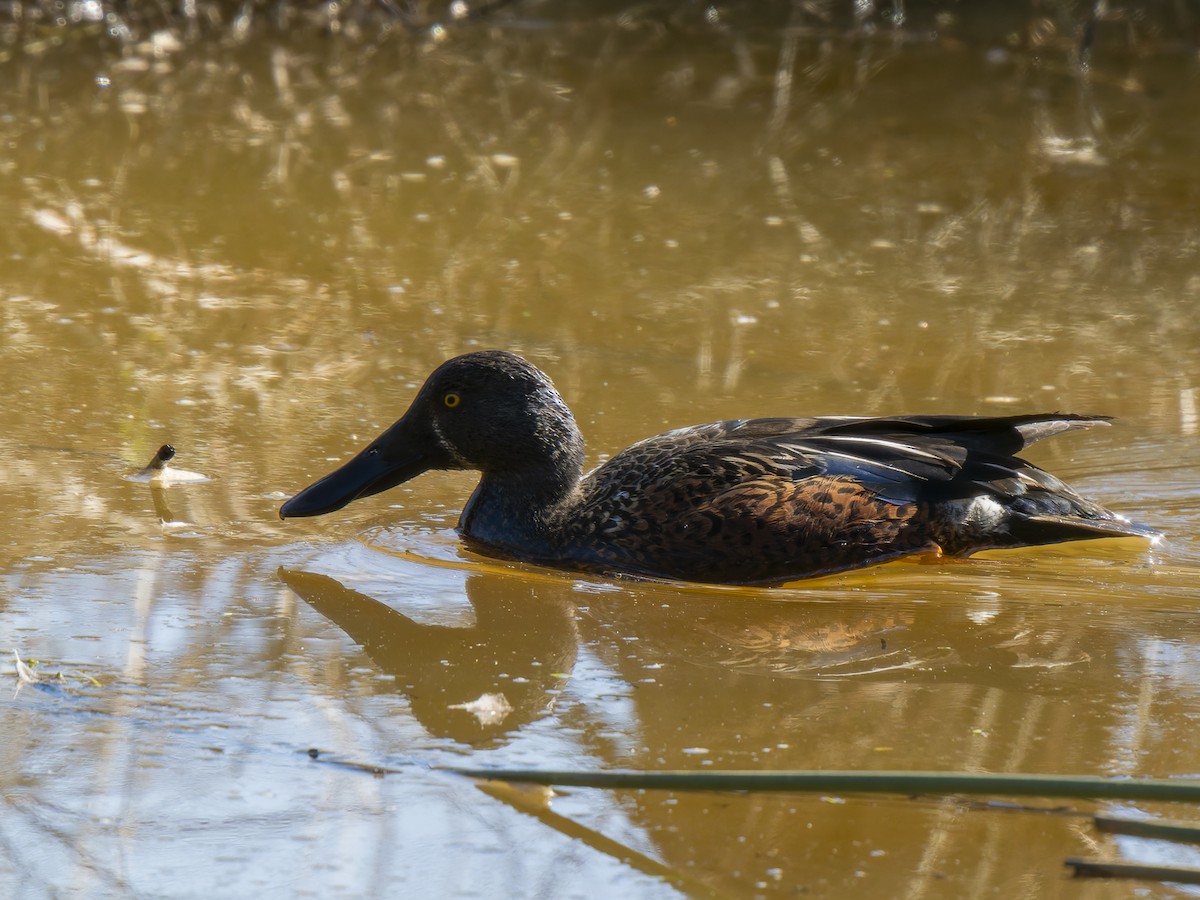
(280, 418), (433, 519)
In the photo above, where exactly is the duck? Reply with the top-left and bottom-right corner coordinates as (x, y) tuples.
(280, 350), (1156, 585)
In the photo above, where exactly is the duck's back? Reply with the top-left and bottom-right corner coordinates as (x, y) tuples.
(559, 414), (1152, 584)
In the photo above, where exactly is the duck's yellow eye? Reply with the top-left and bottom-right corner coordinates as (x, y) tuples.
(443, 392), (461, 408)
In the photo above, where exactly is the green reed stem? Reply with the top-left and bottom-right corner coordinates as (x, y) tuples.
(444, 768), (1200, 803)
(1066, 857), (1200, 884)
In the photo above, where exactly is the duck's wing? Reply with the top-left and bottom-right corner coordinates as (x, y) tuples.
(571, 414), (1149, 584)
(751, 413), (1110, 504)
(596, 414), (1108, 504)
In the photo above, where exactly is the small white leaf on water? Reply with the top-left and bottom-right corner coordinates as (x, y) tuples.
(12, 651), (40, 685)
(449, 692), (513, 727)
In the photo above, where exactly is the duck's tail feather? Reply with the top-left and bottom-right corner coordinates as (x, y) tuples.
(1012, 415), (1111, 449)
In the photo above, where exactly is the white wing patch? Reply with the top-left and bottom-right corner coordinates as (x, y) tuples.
(965, 496), (1007, 529)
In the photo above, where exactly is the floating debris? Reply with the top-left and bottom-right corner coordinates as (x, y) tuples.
(449, 692), (513, 727)
(12, 650), (40, 685)
(141, 443), (175, 473)
(126, 443), (210, 484)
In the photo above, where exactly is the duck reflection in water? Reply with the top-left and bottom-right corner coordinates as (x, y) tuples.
(281, 351), (1156, 585)
(278, 568), (578, 746)
(276, 564), (928, 754)
(279, 561), (1099, 770)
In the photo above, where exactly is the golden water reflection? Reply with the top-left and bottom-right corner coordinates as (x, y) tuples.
(270, 542), (1200, 896)
(2, 6), (1200, 897)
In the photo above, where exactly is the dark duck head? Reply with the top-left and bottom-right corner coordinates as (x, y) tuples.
(280, 351), (586, 559)
(282, 350), (1157, 585)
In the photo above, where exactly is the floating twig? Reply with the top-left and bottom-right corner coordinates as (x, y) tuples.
(140, 443), (176, 474)
(304, 748), (407, 777)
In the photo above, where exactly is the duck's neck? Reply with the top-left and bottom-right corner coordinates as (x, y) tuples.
(458, 429), (585, 561)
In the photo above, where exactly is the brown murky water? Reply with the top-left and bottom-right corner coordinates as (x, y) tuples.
(3, 5), (1200, 897)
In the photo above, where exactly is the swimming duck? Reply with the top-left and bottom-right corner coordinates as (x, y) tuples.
(280, 350), (1155, 585)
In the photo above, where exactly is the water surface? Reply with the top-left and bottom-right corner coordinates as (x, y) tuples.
(2, 6), (1199, 898)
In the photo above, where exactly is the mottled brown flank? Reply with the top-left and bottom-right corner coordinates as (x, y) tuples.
(552, 412), (1153, 583)
(569, 472), (936, 584)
